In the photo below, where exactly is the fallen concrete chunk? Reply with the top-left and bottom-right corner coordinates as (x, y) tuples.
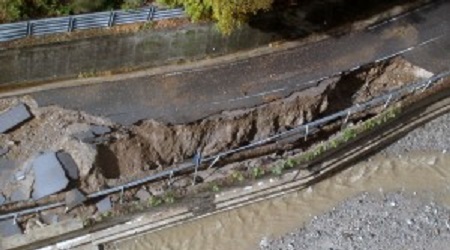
(0, 103), (32, 133)
(56, 152), (79, 180)
(0, 219), (22, 237)
(96, 197), (112, 213)
(65, 189), (87, 210)
(32, 152), (69, 200)
(135, 189), (151, 202)
(90, 125), (111, 136)
(72, 130), (95, 143)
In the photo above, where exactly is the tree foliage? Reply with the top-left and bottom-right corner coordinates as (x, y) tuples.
(157, 0), (274, 35)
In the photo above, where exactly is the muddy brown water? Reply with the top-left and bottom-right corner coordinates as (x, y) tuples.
(108, 151), (450, 250)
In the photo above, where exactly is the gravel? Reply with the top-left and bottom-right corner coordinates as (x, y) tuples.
(261, 110), (450, 250)
(382, 112), (450, 155)
(262, 192), (450, 250)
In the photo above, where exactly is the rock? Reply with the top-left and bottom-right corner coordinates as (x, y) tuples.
(32, 152), (69, 200)
(0, 219), (22, 237)
(96, 197), (112, 213)
(0, 103), (32, 133)
(56, 152), (80, 180)
(135, 189), (151, 202)
(65, 188), (87, 210)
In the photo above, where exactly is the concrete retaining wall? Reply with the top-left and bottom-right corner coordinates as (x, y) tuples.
(0, 24), (278, 86)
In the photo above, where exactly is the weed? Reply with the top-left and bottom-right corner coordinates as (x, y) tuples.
(231, 171), (245, 182)
(148, 196), (163, 207)
(163, 192), (176, 204)
(211, 183), (221, 192)
(271, 164), (284, 176)
(252, 167), (265, 178)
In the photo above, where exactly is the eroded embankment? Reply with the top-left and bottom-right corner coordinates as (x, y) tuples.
(102, 57), (429, 182)
(0, 57), (431, 238)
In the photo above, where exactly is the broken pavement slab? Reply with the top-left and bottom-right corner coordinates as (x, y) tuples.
(0, 194), (5, 205)
(32, 152), (69, 200)
(65, 188), (87, 210)
(0, 219), (22, 237)
(96, 197), (112, 213)
(56, 151), (80, 180)
(0, 103), (32, 133)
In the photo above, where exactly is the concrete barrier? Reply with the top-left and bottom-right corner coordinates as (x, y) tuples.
(0, 24), (278, 86)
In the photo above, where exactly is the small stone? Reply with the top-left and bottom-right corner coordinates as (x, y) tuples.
(40, 212), (59, 225)
(0, 219), (22, 237)
(0, 103), (32, 133)
(90, 125), (111, 136)
(135, 189), (151, 202)
(96, 197), (112, 213)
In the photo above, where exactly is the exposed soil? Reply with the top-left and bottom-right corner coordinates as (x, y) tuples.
(0, 57), (432, 236)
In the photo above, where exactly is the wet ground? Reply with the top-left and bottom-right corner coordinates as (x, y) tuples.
(108, 111), (450, 250)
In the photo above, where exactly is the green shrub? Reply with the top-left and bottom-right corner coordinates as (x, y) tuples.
(157, 0), (273, 35)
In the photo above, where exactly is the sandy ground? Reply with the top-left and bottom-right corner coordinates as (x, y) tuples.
(261, 112), (450, 250)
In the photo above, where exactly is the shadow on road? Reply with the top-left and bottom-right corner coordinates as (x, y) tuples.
(249, 0), (442, 40)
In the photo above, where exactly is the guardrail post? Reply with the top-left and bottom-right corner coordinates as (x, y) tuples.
(68, 17), (75, 32)
(147, 6), (156, 21)
(26, 21), (33, 36)
(192, 149), (202, 186)
(168, 171), (174, 186)
(422, 79), (433, 92)
(384, 94), (393, 109)
(13, 214), (18, 225)
(108, 11), (116, 27)
(119, 186), (125, 204)
(208, 155), (221, 169)
(304, 125), (309, 141)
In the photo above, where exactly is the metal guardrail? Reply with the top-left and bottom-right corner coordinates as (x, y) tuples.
(0, 6), (185, 42)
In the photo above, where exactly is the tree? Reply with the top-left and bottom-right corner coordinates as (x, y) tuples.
(157, 0), (274, 35)
(0, 0), (23, 23)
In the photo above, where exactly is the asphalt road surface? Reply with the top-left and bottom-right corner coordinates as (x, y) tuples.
(32, 1), (450, 125)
